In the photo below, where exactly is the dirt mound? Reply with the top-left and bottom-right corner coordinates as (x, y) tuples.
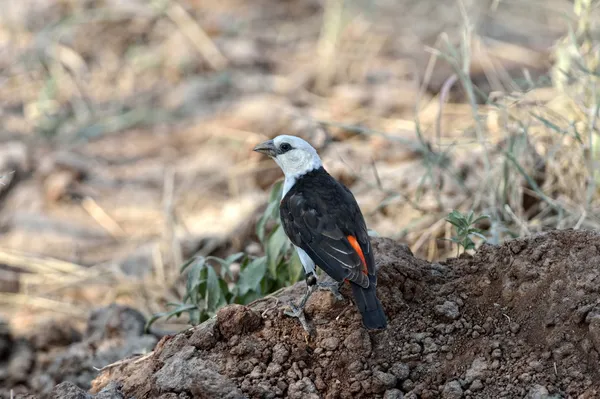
(0, 304), (157, 399)
(81, 230), (599, 398)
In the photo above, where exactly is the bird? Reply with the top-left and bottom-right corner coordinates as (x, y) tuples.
(254, 134), (387, 330)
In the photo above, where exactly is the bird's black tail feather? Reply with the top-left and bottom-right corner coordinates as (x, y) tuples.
(350, 281), (387, 330)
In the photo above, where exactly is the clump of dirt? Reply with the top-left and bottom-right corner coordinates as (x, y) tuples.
(0, 304), (158, 398)
(83, 229), (600, 399)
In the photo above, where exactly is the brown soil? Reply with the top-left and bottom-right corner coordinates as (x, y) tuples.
(51, 229), (597, 399)
(0, 304), (158, 399)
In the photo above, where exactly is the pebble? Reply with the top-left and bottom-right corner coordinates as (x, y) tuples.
(470, 379), (484, 392)
(435, 301), (461, 321)
(272, 343), (289, 364)
(266, 362), (282, 377)
(509, 322), (521, 334)
(373, 370), (398, 392)
(465, 357), (488, 383)
(402, 379), (415, 392)
(321, 337), (340, 351)
(525, 384), (550, 399)
(442, 380), (463, 399)
(384, 388), (405, 399)
(389, 362), (411, 381)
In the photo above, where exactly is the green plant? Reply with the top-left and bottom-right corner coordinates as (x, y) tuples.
(146, 180), (304, 330)
(445, 210), (489, 256)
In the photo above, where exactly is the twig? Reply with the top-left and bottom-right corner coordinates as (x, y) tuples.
(315, 0), (345, 93)
(81, 196), (126, 238)
(436, 74), (459, 149)
(503, 204), (531, 236)
(0, 249), (87, 276)
(164, 1), (228, 71)
(0, 293), (87, 317)
(93, 351), (154, 372)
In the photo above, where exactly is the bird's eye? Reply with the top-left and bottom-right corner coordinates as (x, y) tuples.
(280, 143), (292, 152)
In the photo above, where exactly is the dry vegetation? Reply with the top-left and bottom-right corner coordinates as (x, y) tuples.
(0, 0), (598, 348)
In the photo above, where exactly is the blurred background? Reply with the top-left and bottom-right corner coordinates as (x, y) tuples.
(0, 0), (598, 353)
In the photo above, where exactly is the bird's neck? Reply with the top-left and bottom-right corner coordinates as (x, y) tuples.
(281, 165), (324, 199)
(282, 175), (297, 199)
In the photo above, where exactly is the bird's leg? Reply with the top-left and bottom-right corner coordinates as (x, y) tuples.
(284, 272), (317, 333)
(317, 280), (344, 301)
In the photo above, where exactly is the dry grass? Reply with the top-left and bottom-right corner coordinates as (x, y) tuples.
(0, 0), (598, 331)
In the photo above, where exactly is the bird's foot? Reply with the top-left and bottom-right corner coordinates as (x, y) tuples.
(284, 302), (313, 335)
(282, 284), (316, 335)
(317, 281), (344, 301)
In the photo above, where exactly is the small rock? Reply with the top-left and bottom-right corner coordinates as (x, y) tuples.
(509, 322), (521, 334)
(86, 304), (146, 341)
(288, 377), (318, 399)
(348, 360), (364, 374)
(95, 382), (125, 399)
(442, 380), (463, 399)
(344, 330), (372, 354)
(402, 379), (415, 392)
(217, 305), (262, 339)
(272, 343), (289, 364)
(189, 319), (218, 350)
(389, 362), (410, 381)
(470, 379), (484, 392)
(465, 357), (488, 384)
(49, 381), (92, 399)
(321, 337), (340, 351)
(266, 362), (282, 377)
(525, 384), (550, 399)
(435, 301), (460, 321)
(384, 388), (405, 399)
(250, 365), (263, 379)
(423, 337), (438, 354)
(372, 370), (398, 392)
(350, 381), (362, 393)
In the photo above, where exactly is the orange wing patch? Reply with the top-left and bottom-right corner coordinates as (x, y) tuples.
(347, 235), (368, 275)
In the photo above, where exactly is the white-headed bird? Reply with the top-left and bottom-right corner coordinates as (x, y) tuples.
(254, 135), (387, 330)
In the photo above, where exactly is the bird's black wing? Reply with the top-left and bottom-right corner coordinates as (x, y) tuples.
(279, 168), (374, 288)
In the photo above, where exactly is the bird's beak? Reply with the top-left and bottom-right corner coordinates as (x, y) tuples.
(253, 140), (277, 157)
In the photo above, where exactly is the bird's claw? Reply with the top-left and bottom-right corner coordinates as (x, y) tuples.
(284, 301), (313, 335)
(283, 302), (302, 318)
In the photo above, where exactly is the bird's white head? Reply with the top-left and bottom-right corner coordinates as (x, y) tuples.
(254, 135), (322, 178)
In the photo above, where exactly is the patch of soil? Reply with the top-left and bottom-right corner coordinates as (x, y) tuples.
(0, 304), (158, 399)
(79, 229), (600, 399)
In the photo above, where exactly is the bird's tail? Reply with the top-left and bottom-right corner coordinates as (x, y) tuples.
(350, 281), (387, 330)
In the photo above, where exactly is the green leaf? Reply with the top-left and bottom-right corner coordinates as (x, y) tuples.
(207, 252), (244, 279)
(205, 266), (222, 314)
(257, 181), (283, 243)
(463, 237), (476, 250)
(236, 256), (267, 296)
(237, 290), (262, 305)
(472, 214), (490, 224)
(257, 201), (278, 243)
(267, 225), (288, 277)
(180, 256), (197, 273)
(471, 232), (487, 241)
(445, 210), (468, 229)
(207, 252), (244, 267)
(287, 251), (304, 285)
(186, 258), (207, 305)
(144, 303), (197, 332)
(269, 180), (284, 203)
